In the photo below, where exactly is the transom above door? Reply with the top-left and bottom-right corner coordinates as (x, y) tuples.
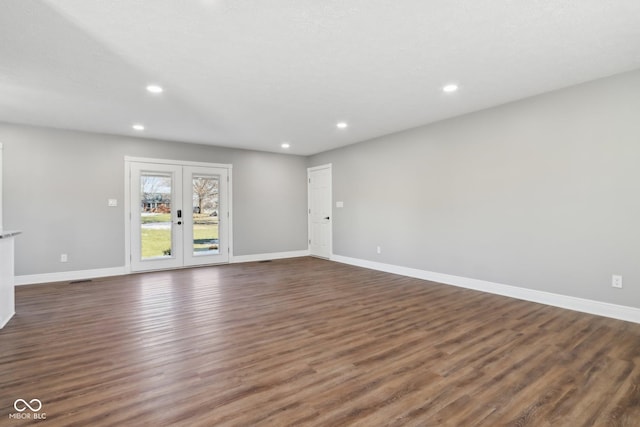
(126, 158), (232, 272)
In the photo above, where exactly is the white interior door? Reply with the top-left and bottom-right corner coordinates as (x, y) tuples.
(129, 161), (230, 272)
(308, 164), (332, 258)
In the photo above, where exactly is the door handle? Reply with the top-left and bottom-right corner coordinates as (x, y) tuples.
(324, 216), (330, 220)
(176, 221), (182, 225)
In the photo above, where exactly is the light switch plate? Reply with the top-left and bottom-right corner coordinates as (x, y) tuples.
(336, 201), (344, 208)
(108, 199), (118, 207)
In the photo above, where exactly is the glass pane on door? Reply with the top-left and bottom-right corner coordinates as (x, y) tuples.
(140, 173), (173, 259)
(192, 175), (220, 256)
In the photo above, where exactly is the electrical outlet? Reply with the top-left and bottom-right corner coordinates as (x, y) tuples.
(376, 246), (381, 254)
(60, 254), (68, 263)
(612, 275), (622, 289)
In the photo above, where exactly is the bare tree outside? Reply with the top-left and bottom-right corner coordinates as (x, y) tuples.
(193, 177), (218, 214)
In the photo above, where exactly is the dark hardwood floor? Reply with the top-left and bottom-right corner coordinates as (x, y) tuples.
(1, 257), (639, 426)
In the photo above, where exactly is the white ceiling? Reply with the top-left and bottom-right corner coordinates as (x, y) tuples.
(1, 1), (640, 155)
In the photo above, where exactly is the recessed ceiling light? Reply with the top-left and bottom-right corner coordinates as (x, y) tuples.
(132, 124), (145, 131)
(442, 84), (459, 93)
(146, 84), (164, 94)
(336, 122), (348, 129)
(281, 143), (290, 149)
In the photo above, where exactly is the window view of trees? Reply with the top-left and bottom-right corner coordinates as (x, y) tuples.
(191, 176), (219, 254)
(192, 177), (218, 215)
(138, 175), (220, 259)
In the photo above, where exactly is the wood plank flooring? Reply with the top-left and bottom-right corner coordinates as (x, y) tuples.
(1, 257), (639, 426)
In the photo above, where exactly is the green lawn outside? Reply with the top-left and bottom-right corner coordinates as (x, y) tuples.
(141, 220), (219, 258)
(141, 213), (217, 224)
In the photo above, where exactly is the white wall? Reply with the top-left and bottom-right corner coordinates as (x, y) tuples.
(0, 124), (308, 277)
(310, 69), (640, 309)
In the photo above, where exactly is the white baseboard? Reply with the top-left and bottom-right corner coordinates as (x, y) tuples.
(16, 253), (636, 325)
(331, 254), (640, 324)
(15, 266), (127, 286)
(14, 250), (311, 285)
(231, 250), (310, 264)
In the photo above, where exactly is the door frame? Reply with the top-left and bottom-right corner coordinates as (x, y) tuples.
(307, 163), (332, 259)
(182, 165), (230, 267)
(124, 156), (233, 273)
(129, 162), (184, 271)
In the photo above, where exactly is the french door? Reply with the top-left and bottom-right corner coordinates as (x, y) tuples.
(128, 160), (230, 272)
